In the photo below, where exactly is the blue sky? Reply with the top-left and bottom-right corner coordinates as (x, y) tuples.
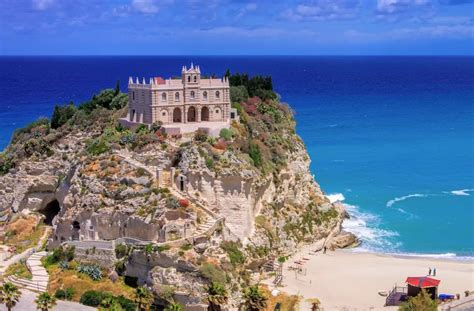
(0, 0), (473, 55)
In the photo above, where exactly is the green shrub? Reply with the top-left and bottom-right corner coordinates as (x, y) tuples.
(0, 153), (14, 175)
(198, 263), (226, 283)
(194, 129), (208, 142)
(55, 287), (74, 300)
(230, 85), (249, 104)
(51, 103), (76, 129)
(115, 243), (128, 258)
(221, 241), (245, 266)
(115, 295), (137, 311)
(44, 246), (75, 266)
(110, 93), (128, 110)
(249, 142), (262, 167)
(86, 138), (109, 155)
(80, 290), (109, 307)
(219, 128), (234, 141)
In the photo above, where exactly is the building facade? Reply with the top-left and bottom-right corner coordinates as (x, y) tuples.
(123, 64), (232, 128)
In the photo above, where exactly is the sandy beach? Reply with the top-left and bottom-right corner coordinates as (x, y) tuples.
(267, 245), (474, 310)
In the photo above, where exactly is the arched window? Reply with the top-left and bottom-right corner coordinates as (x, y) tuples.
(187, 76), (191, 83)
(175, 92), (180, 101)
(215, 91), (220, 99)
(203, 91), (208, 100)
(162, 111), (166, 116)
(215, 108), (220, 114)
(193, 76), (197, 82)
(190, 91), (195, 99)
(162, 93), (167, 101)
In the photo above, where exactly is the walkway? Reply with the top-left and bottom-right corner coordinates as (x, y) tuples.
(0, 289), (94, 311)
(6, 251), (48, 293)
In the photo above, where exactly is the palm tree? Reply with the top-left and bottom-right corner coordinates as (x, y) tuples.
(242, 285), (267, 311)
(164, 302), (183, 311)
(206, 282), (228, 311)
(134, 286), (154, 311)
(0, 282), (22, 311)
(35, 292), (57, 311)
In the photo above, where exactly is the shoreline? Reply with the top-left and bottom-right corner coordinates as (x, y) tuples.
(266, 242), (474, 310)
(345, 247), (474, 263)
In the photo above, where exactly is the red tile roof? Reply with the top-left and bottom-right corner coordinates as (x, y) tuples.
(406, 277), (440, 288)
(154, 77), (166, 84)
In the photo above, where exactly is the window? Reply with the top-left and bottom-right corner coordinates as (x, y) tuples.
(162, 111), (166, 116)
(215, 91), (220, 99)
(193, 76), (197, 82)
(162, 93), (167, 101)
(203, 91), (208, 100)
(190, 91), (195, 99)
(175, 92), (180, 101)
(187, 76), (191, 83)
(132, 91), (135, 100)
(215, 109), (220, 114)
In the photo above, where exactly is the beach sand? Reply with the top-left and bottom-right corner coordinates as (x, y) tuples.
(267, 245), (474, 310)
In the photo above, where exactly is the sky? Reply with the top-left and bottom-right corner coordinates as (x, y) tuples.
(0, 0), (473, 55)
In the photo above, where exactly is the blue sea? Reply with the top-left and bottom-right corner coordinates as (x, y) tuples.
(1, 56), (473, 258)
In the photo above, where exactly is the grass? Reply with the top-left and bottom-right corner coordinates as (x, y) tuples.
(4, 261), (32, 280)
(4, 215), (47, 254)
(46, 263), (135, 302)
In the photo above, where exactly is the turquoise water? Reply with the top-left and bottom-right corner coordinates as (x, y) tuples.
(0, 56), (473, 257)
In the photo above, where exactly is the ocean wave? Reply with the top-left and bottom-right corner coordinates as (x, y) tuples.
(386, 193), (428, 208)
(326, 193), (345, 203)
(450, 189), (474, 196)
(342, 203), (400, 251)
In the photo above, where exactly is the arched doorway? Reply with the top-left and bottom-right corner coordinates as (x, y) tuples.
(72, 221), (80, 241)
(173, 108), (182, 123)
(201, 106), (209, 121)
(187, 106), (196, 122)
(39, 200), (60, 226)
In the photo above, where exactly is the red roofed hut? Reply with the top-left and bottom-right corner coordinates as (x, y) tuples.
(406, 276), (440, 300)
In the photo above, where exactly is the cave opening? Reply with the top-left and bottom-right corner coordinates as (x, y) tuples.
(40, 199), (60, 226)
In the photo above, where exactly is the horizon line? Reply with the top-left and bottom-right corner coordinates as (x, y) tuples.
(1, 54), (473, 57)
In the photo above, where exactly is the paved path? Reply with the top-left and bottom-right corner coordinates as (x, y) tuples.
(0, 289), (94, 311)
(0, 227), (51, 276)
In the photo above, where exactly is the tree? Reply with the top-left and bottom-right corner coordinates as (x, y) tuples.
(164, 302), (183, 311)
(398, 290), (437, 311)
(0, 282), (22, 311)
(51, 102), (76, 129)
(35, 292), (57, 311)
(206, 282), (228, 311)
(241, 285), (267, 311)
(114, 80), (121, 96)
(134, 286), (154, 311)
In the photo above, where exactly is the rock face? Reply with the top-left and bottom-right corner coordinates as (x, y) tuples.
(0, 91), (358, 309)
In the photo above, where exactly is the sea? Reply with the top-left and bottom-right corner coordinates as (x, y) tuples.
(0, 56), (473, 259)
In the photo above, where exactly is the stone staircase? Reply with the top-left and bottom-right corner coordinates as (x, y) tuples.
(7, 251), (49, 293)
(195, 218), (216, 236)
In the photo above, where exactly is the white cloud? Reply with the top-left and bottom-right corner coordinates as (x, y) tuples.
(377, 0), (431, 14)
(193, 26), (319, 39)
(32, 0), (55, 10)
(282, 0), (360, 21)
(132, 0), (160, 14)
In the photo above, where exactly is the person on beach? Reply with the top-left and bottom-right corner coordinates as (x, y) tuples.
(433, 268), (436, 276)
(428, 267), (431, 276)
(323, 246), (327, 254)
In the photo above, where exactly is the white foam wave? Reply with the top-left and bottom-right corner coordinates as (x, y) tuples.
(342, 203), (400, 250)
(326, 193), (345, 203)
(450, 189), (474, 196)
(386, 193), (428, 208)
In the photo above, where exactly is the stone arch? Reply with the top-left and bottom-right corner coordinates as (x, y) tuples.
(203, 91), (208, 100)
(162, 93), (167, 101)
(215, 90), (220, 99)
(175, 92), (180, 101)
(39, 199), (60, 226)
(201, 106), (209, 121)
(187, 106), (196, 122)
(173, 107), (182, 123)
(190, 91), (195, 99)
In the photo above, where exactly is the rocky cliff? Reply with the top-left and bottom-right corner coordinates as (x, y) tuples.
(0, 85), (358, 308)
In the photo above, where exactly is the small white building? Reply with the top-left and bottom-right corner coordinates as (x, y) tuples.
(120, 64), (238, 136)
